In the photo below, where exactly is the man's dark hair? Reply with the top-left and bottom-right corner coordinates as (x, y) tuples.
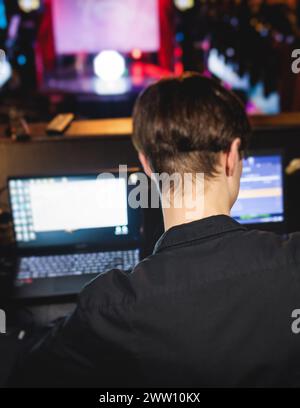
(132, 72), (251, 177)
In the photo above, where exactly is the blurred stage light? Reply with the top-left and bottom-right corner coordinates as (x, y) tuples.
(93, 51), (126, 81)
(208, 49), (249, 91)
(226, 48), (235, 58)
(94, 77), (130, 96)
(0, 57), (12, 88)
(18, 0), (40, 13)
(0, 0), (7, 29)
(17, 54), (27, 66)
(131, 48), (142, 60)
(174, 0), (194, 11)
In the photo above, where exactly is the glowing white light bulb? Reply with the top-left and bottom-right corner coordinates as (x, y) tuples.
(93, 51), (126, 81)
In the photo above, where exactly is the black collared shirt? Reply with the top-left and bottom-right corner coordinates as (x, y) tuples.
(9, 216), (300, 387)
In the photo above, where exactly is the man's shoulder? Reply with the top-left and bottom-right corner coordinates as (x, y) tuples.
(78, 229), (300, 309)
(79, 267), (136, 310)
(77, 255), (164, 312)
(237, 229), (300, 258)
(223, 228), (300, 276)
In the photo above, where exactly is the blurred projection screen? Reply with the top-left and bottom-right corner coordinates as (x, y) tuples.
(52, 0), (160, 54)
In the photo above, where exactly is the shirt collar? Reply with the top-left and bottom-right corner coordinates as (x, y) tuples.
(153, 215), (246, 254)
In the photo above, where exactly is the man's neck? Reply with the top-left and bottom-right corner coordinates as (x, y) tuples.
(161, 182), (232, 231)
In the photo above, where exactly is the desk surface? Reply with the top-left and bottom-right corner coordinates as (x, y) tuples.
(2, 113), (300, 142)
(47, 113), (300, 137)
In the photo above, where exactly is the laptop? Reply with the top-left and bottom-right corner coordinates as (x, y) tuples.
(8, 171), (142, 300)
(231, 151), (286, 233)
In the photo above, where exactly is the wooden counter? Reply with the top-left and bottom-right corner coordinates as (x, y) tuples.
(2, 113), (300, 142)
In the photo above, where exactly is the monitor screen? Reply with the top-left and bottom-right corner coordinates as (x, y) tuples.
(52, 0), (160, 55)
(231, 154), (284, 225)
(8, 174), (140, 250)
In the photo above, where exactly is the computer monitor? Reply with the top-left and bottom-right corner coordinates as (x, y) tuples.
(8, 173), (141, 251)
(231, 152), (285, 230)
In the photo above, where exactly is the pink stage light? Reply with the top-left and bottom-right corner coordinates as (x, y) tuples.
(131, 49), (142, 60)
(52, 0), (160, 55)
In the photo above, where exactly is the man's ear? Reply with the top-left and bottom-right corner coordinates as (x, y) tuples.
(225, 138), (241, 177)
(138, 152), (153, 178)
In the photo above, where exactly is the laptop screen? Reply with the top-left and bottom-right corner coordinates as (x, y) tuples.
(231, 153), (284, 225)
(8, 174), (141, 250)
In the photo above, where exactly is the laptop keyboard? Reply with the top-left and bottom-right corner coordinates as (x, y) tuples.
(17, 249), (140, 280)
